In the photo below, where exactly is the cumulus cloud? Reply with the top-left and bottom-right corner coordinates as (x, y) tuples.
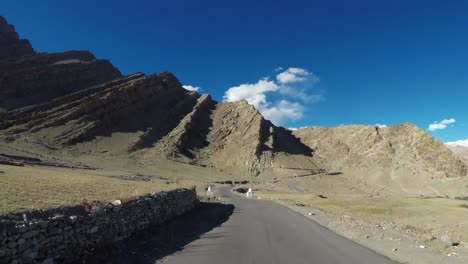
(428, 118), (456, 131)
(260, 100), (304, 125)
(222, 67), (323, 126)
(277, 85), (323, 103)
(275, 68), (321, 104)
(182, 85), (201, 92)
(223, 79), (278, 106)
(445, 139), (468, 147)
(276, 67), (311, 84)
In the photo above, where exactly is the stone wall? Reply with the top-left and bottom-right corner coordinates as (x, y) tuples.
(0, 188), (198, 263)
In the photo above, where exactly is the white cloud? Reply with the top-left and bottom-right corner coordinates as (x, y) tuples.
(275, 68), (321, 103)
(260, 100), (304, 125)
(223, 67), (323, 126)
(446, 139), (468, 148)
(428, 118), (456, 131)
(276, 67), (312, 84)
(223, 79), (278, 106)
(375, 124), (387, 128)
(277, 85), (323, 103)
(182, 85), (201, 92)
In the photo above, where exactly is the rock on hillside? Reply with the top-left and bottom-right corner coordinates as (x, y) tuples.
(0, 16), (121, 110)
(293, 123), (467, 178)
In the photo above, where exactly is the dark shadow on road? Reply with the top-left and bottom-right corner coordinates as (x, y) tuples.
(81, 202), (234, 264)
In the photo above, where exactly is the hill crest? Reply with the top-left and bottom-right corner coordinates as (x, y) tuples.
(293, 123), (467, 178)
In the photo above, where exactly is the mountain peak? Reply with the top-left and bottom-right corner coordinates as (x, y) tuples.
(446, 139), (468, 148)
(0, 17), (122, 110)
(0, 16), (35, 60)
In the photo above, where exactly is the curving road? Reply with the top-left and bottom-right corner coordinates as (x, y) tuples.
(163, 186), (397, 264)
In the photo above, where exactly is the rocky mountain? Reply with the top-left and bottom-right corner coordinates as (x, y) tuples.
(0, 71), (316, 174)
(0, 16), (465, 180)
(293, 124), (467, 178)
(0, 16), (34, 59)
(446, 142), (468, 164)
(0, 17), (121, 110)
(1, 72), (197, 143)
(0, 16), (317, 175)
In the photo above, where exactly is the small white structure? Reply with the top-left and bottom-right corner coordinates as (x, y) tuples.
(246, 188), (253, 198)
(206, 185), (214, 197)
(110, 199), (122, 206)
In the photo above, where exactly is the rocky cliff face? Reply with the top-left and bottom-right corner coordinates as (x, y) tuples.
(0, 72), (198, 145)
(0, 16), (34, 60)
(0, 16), (315, 174)
(152, 94), (216, 158)
(194, 101), (314, 173)
(135, 96), (316, 174)
(0, 16), (121, 110)
(1, 72), (315, 173)
(293, 124), (467, 178)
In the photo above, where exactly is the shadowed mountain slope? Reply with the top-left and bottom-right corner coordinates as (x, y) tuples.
(0, 16), (317, 174)
(0, 17), (121, 110)
(0, 16), (34, 60)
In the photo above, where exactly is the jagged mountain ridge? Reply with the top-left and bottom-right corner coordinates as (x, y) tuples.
(0, 72), (316, 172)
(0, 17), (121, 110)
(0, 72), (200, 144)
(0, 16), (34, 60)
(0, 16), (316, 174)
(0, 16), (465, 179)
(293, 124), (467, 178)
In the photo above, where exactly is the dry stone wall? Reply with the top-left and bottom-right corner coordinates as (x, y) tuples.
(0, 189), (198, 263)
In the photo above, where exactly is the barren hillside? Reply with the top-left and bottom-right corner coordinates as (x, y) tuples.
(0, 16), (319, 175)
(0, 15), (465, 184)
(293, 124), (467, 178)
(447, 145), (468, 164)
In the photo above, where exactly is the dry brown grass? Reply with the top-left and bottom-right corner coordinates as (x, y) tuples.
(0, 165), (190, 214)
(257, 191), (468, 241)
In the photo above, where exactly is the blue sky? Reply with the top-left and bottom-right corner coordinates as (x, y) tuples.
(3, 0), (467, 142)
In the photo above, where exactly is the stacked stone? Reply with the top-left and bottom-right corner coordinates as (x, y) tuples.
(0, 189), (198, 263)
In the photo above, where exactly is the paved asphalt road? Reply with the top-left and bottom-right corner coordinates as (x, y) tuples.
(163, 186), (398, 264)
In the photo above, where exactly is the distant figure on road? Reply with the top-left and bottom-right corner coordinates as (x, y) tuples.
(246, 188), (253, 198)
